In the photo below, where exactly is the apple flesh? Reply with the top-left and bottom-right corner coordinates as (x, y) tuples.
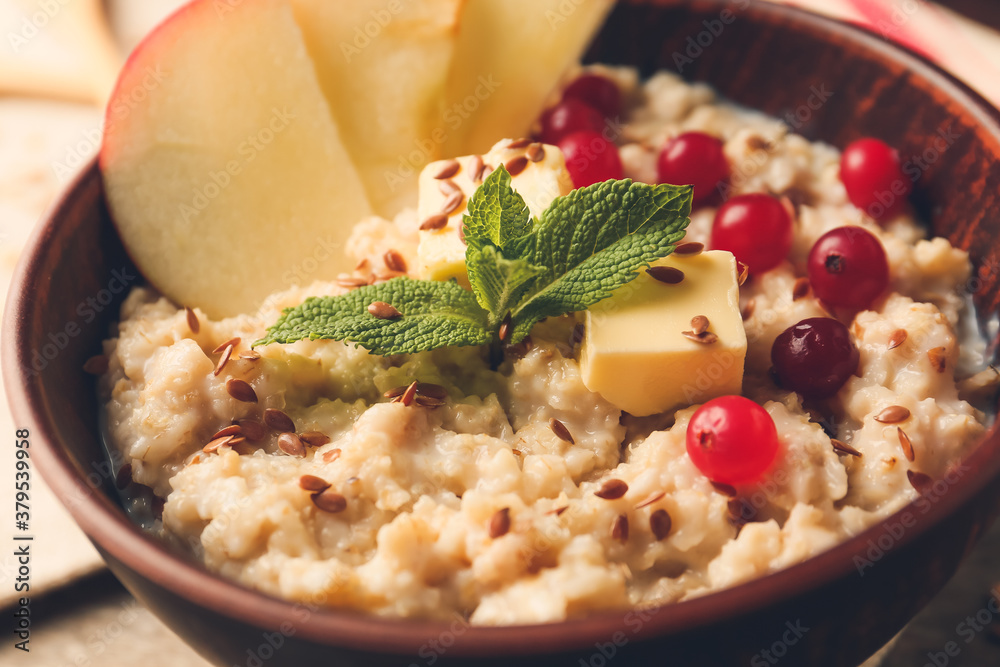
(100, 0), (373, 319)
(288, 0), (463, 217)
(442, 0), (615, 155)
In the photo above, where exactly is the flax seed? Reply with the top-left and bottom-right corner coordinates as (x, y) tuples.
(489, 507), (511, 538)
(682, 331), (719, 344)
(239, 350), (262, 361)
(611, 514), (629, 543)
(185, 307), (200, 334)
(898, 427), (915, 462)
(441, 191), (464, 215)
(650, 509), (672, 540)
(337, 276), (368, 289)
(213, 337), (241, 355)
(226, 378), (257, 403)
(831, 439), (862, 457)
(635, 491), (665, 509)
(263, 408), (295, 433)
(505, 155), (529, 177)
(737, 262), (749, 286)
(498, 313), (512, 343)
(300, 432), (331, 448)
(507, 137), (532, 149)
(470, 155), (485, 183)
(83, 355), (108, 375)
(236, 419), (267, 442)
(433, 159), (461, 180)
(214, 344), (234, 376)
(368, 301), (402, 320)
(311, 490), (347, 514)
(278, 433), (306, 457)
(212, 424), (243, 440)
(416, 383), (448, 399)
(526, 143), (545, 162)
(595, 479), (628, 500)
(547, 506), (569, 516)
(322, 448), (342, 463)
(203, 435), (234, 454)
(888, 329), (908, 350)
(674, 241), (704, 256)
(420, 214), (449, 231)
(299, 475), (331, 493)
(384, 385), (407, 399)
(415, 395), (445, 408)
(874, 405), (910, 424)
(647, 266), (684, 284)
(400, 381), (418, 407)
(690, 315), (710, 335)
(549, 418), (575, 444)
(907, 469), (933, 493)
(438, 179), (462, 197)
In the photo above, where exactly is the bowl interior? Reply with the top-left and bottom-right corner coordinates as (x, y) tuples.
(6, 1), (1000, 665)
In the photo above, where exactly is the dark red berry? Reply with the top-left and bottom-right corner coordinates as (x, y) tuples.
(539, 99), (605, 145)
(657, 132), (729, 205)
(807, 226), (889, 310)
(686, 396), (779, 485)
(840, 138), (912, 221)
(563, 74), (622, 119)
(771, 318), (859, 400)
(558, 131), (623, 188)
(710, 193), (793, 275)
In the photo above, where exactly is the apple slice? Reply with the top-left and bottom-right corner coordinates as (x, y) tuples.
(288, 0), (463, 217)
(100, 0), (373, 319)
(442, 0), (615, 156)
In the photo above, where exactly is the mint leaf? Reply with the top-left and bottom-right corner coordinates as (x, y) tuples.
(462, 165), (532, 254)
(466, 246), (544, 327)
(255, 278), (491, 355)
(509, 181), (691, 340)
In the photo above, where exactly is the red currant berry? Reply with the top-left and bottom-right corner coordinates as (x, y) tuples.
(807, 226), (889, 310)
(840, 138), (912, 221)
(657, 132), (729, 205)
(771, 318), (859, 400)
(558, 131), (623, 188)
(686, 396), (779, 485)
(563, 74), (622, 119)
(539, 99), (605, 145)
(710, 193), (793, 274)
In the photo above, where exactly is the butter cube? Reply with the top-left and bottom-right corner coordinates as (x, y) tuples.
(581, 251), (747, 416)
(416, 139), (573, 285)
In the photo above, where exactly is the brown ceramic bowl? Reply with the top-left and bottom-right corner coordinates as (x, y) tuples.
(5, 1), (1000, 665)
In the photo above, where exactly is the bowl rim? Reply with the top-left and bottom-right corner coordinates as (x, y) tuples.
(5, 0), (1000, 658)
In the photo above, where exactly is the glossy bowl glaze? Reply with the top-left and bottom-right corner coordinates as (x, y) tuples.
(5, 1), (1000, 665)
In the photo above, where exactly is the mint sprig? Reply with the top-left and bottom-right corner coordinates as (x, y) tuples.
(256, 167), (691, 354)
